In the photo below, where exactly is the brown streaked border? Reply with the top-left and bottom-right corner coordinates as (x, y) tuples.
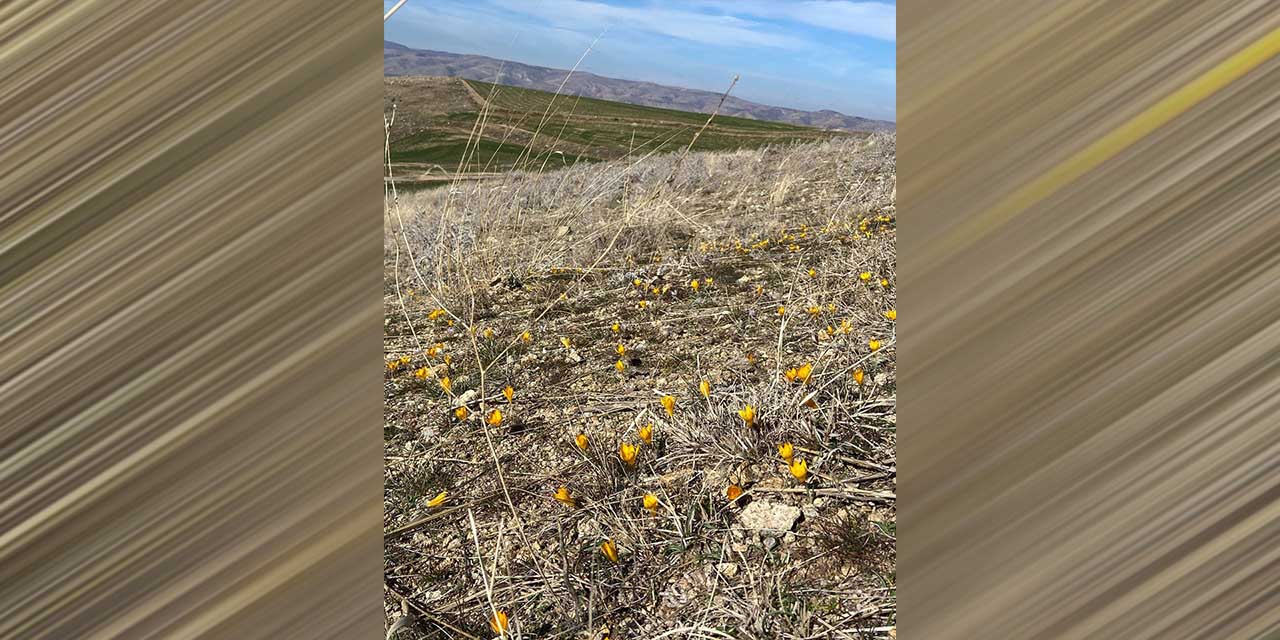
(0, 2), (383, 638)
(900, 2), (1280, 638)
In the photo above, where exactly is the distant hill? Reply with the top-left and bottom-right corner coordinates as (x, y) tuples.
(385, 40), (894, 133)
(384, 75), (844, 183)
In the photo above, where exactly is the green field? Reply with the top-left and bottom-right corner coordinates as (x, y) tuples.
(387, 77), (847, 174)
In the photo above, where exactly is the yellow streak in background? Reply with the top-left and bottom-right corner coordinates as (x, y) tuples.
(937, 26), (1280, 259)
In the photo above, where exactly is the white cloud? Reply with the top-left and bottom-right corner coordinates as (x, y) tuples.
(697, 0), (895, 42)
(487, 0), (809, 49)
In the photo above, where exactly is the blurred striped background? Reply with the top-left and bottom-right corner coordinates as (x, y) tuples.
(0, 2), (383, 638)
(4, 0), (1278, 638)
(899, 2), (1280, 638)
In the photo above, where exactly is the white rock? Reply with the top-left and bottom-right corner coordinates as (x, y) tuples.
(455, 389), (477, 407)
(738, 500), (802, 533)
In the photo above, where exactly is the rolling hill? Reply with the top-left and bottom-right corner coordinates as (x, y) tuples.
(385, 75), (850, 184)
(385, 40), (894, 133)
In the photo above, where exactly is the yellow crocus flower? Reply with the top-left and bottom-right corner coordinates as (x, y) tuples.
(600, 539), (619, 563)
(554, 486), (576, 508)
(619, 442), (638, 466)
(790, 459), (809, 483)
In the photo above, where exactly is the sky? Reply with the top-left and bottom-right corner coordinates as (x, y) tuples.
(384, 0), (896, 121)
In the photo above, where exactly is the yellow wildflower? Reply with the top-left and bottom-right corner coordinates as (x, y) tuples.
(808, 268), (817, 278)
(638, 423), (653, 444)
(503, 386), (514, 402)
(600, 539), (619, 563)
(483, 327), (495, 339)
(415, 367), (431, 381)
(426, 490), (448, 508)
(660, 395), (676, 416)
(487, 409), (503, 427)
(790, 459), (809, 483)
(615, 359), (626, 372)
(726, 485), (744, 501)
(869, 340), (882, 352)
(690, 279), (700, 292)
(880, 278), (889, 288)
(575, 433), (589, 451)
(490, 611), (509, 635)
(699, 379), (711, 399)
(521, 331), (532, 343)
(554, 486), (576, 508)
(643, 493), (660, 513)
(440, 376), (452, 393)
(611, 322), (621, 334)
(561, 337), (572, 349)
(454, 406), (469, 420)
(885, 309), (896, 321)
(853, 368), (865, 385)
(859, 272), (872, 282)
(777, 305), (786, 315)
(738, 405), (756, 427)
(619, 442), (639, 466)
(616, 343), (626, 356)
(778, 442), (794, 463)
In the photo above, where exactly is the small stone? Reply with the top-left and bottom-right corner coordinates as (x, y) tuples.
(739, 501), (802, 534)
(455, 389), (477, 406)
(716, 562), (739, 578)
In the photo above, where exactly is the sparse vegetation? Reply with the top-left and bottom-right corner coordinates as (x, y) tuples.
(385, 76), (852, 185)
(384, 97), (897, 638)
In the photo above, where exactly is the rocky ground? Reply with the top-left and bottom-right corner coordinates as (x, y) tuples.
(384, 133), (897, 639)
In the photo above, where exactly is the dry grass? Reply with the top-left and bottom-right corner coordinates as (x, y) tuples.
(383, 132), (897, 639)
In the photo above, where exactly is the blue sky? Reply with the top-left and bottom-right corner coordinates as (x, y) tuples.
(384, 0), (896, 121)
